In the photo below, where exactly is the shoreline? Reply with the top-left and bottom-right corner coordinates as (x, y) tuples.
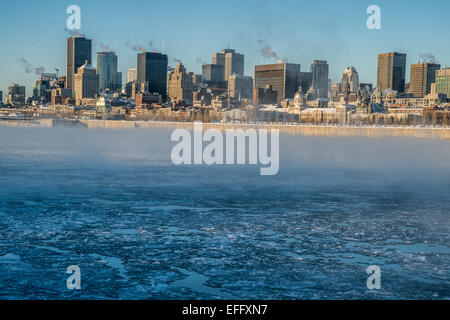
(1, 118), (450, 139)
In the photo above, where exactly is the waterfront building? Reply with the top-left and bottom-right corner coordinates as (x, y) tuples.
(212, 49), (244, 81)
(6, 84), (26, 106)
(168, 63), (194, 104)
(377, 52), (407, 93)
(66, 36), (92, 89)
(435, 68), (450, 99)
(228, 74), (253, 100)
(254, 63), (301, 104)
(137, 52), (168, 100)
(310, 60), (329, 99)
(74, 61), (99, 105)
(409, 62), (440, 97)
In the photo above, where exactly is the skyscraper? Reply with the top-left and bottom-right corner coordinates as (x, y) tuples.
(66, 36), (92, 89)
(137, 52), (168, 100)
(74, 61), (99, 105)
(409, 62), (440, 97)
(341, 67), (360, 94)
(127, 68), (137, 83)
(310, 60), (329, 99)
(6, 84), (26, 106)
(377, 52), (407, 93)
(212, 49), (244, 81)
(97, 51), (120, 92)
(254, 63), (301, 104)
(435, 68), (450, 98)
(168, 63), (194, 104)
(202, 64), (224, 82)
(228, 74), (253, 100)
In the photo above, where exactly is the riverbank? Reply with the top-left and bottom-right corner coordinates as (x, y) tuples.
(1, 118), (449, 139)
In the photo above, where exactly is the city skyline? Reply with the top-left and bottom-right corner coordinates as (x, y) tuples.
(1, 0), (450, 97)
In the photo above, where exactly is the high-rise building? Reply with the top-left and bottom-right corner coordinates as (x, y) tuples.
(435, 68), (450, 98)
(298, 72), (313, 94)
(137, 52), (168, 100)
(6, 84), (26, 106)
(202, 64), (225, 82)
(74, 61), (99, 105)
(168, 63), (194, 104)
(127, 68), (137, 83)
(341, 67), (360, 94)
(310, 60), (329, 99)
(254, 63), (301, 104)
(409, 62), (440, 97)
(213, 49), (244, 81)
(0, 91), (2, 104)
(228, 74), (253, 100)
(97, 51), (121, 92)
(66, 36), (92, 89)
(377, 52), (407, 93)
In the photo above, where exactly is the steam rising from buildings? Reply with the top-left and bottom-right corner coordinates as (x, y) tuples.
(124, 40), (158, 53)
(196, 57), (206, 65)
(17, 58), (45, 76)
(419, 53), (437, 64)
(258, 40), (286, 64)
(64, 27), (86, 38)
(100, 43), (111, 51)
(173, 58), (182, 64)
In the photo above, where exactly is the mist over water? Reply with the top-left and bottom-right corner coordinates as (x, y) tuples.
(0, 126), (448, 299)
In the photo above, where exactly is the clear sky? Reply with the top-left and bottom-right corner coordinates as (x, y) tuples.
(1, 0), (449, 98)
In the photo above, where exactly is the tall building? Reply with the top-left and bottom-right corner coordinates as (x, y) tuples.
(97, 51), (121, 92)
(212, 49), (244, 81)
(167, 63), (194, 104)
(6, 84), (26, 106)
(298, 72), (313, 93)
(74, 61), (99, 105)
(202, 64), (224, 82)
(228, 74), (253, 100)
(66, 36), (92, 89)
(137, 52), (168, 100)
(341, 67), (360, 94)
(0, 90), (2, 104)
(254, 63), (301, 104)
(310, 60), (329, 99)
(127, 68), (137, 83)
(409, 62), (440, 97)
(377, 52), (407, 93)
(435, 68), (450, 98)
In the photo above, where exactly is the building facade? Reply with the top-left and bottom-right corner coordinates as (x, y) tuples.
(311, 60), (329, 99)
(228, 74), (253, 100)
(74, 61), (99, 105)
(254, 63), (300, 104)
(202, 64), (225, 82)
(212, 49), (244, 81)
(168, 63), (195, 104)
(409, 63), (440, 97)
(341, 67), (359, 94)
(137, 52), (169, 100)
(97, 51), (121, 92)
(377, 52), (407, 93)
(6, 84), (26, 106)
(127, 68), (137, 83)
(435, 68), (450, 98)
(66, 36), (92, 89)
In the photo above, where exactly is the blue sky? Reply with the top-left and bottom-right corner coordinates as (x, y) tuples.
(1, 0), (449, 98)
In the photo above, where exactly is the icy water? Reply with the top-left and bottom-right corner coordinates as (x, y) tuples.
(0, 126), (449, 300)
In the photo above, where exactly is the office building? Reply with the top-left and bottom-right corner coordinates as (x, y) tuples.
(377, 52), (407, 93)
(341, 67), (359, 94)
(127, 68), (137, 83)
(137, 52), (168, 100)
(435, 68), (450, 98)
(74, 61), (99, 105)
(409, 62), (440, 97)
(202, 64), (225, 82)
(213, 49), (244, 81)
(253, 85), (278, 105)
(6, 84), (26, 106)
(298, 72), (313, 94)
(254, 63), (301, 104)
(168, 63), (195, 104)
(310, 60), (329, 99)
(66, 36), (92, 89)
(228, 74), (253, 100)
(97, 51), (121, 92)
